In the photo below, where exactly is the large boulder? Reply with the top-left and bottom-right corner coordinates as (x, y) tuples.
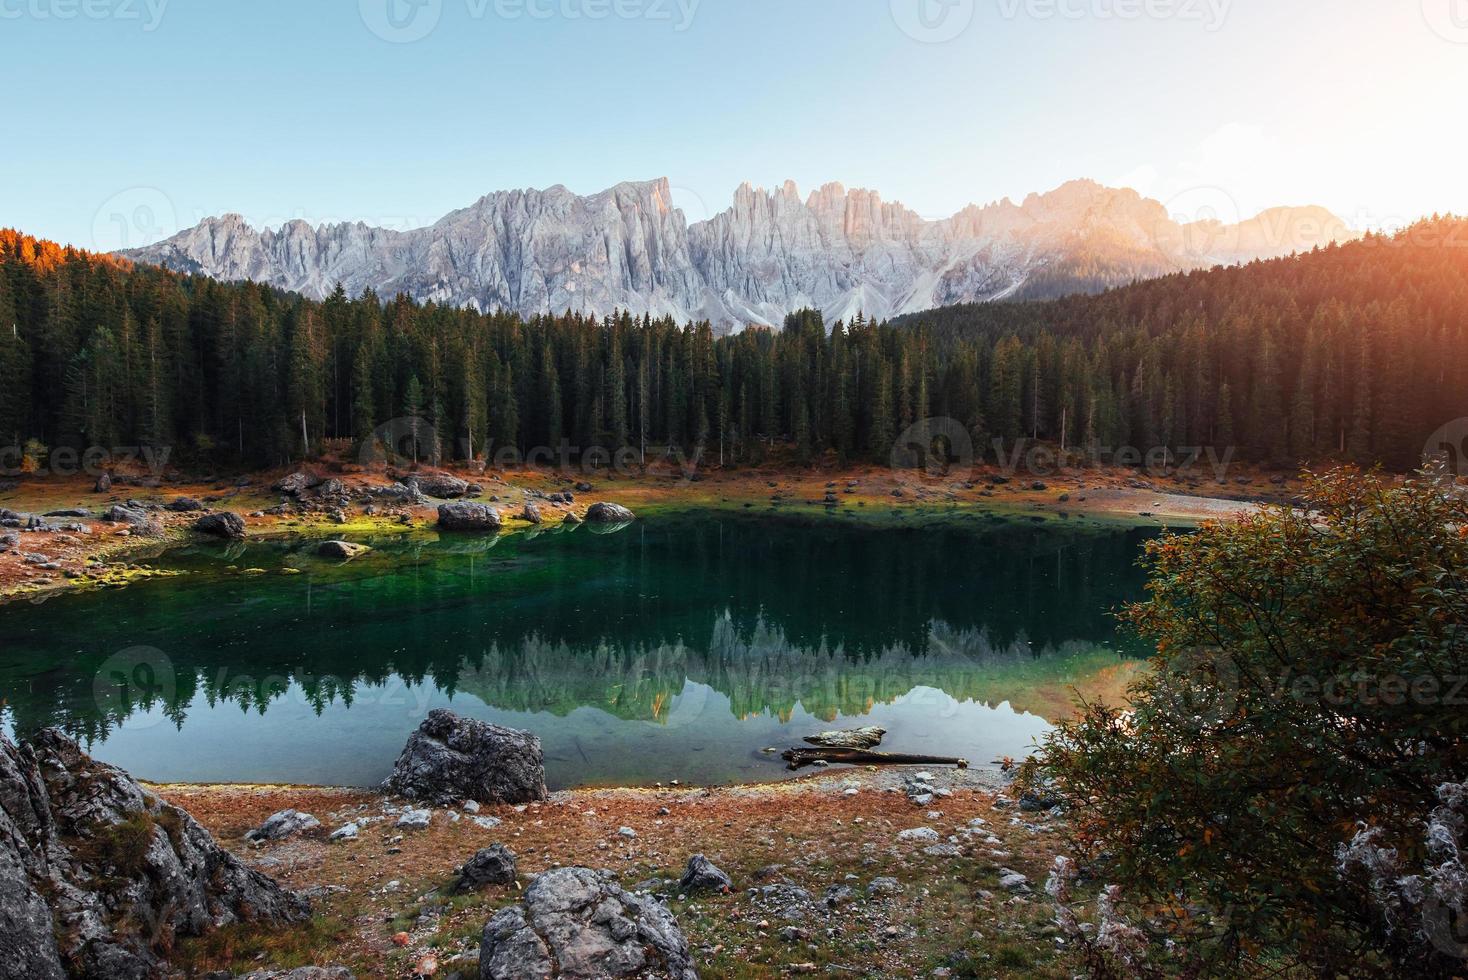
(410, 475), (470, 499)
(245, 809), (322, 843)
(520, 503), (543, 525)
(165, 497), (205, 513)
(0, 730), (308, 980)
(452, 844), (518, 893)
(193, 511), (246, 540)
(384, 710), (547, 806)
(437, 502), (502, 533)
(479, 867), (698, 980)
(584, 502), (635, 523)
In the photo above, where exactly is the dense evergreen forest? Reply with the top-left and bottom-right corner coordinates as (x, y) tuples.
(1, 219), (1465, 473)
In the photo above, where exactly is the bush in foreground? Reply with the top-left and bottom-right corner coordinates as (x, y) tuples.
(1022, 467), (1468, 977)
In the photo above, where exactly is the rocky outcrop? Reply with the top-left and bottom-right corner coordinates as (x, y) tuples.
(193, 511), (247, 539)
(584, 502), (635, 523)
(452, 844), (517, 893)
(437, 502), (502, 533)
(478, 867), (698, 979)
(0, 730), (308, 980)
(124, 178), (1357, 334)
(384, 710), (547, 806)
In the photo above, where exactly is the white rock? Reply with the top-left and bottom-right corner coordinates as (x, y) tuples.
(897, 827), (941, 844)
(397, 809), (432, 830)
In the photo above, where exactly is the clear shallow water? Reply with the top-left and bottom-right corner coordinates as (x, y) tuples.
(0, 513), (1156, 788)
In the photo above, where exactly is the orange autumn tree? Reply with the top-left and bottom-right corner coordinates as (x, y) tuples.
(1022, 467), (1468, 977)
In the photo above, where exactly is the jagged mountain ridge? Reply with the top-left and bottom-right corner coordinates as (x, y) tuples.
(123, 178), (1357, 332)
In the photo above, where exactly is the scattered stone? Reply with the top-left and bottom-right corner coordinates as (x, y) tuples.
(1019, 789), (1063, 812)
(396, 809), (432, 830)
(328, 822), (360, 842)
(245, 809), (322, 843)
(472, 815), (504, 831)
(677, 854), (732, 894)
(998, 869), (1031, 892)
(520, 503), (543, 525)
(193, 511), (246, 540)
(923, 843), (961, 858)
(453, 844), (517, 893)
(478, 867), (697, 980)
(867, 877), (903, 896)
(897, 827), (941, 844)
(274, 471), (321, 496)
(165, 496), (205, 512)
(617, 826), (637, 839)
(411, 474), (471, 499)
(384, 709), (548, 805)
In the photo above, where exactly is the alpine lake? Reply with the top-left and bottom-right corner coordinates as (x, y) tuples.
(1, 509), (1160, 789)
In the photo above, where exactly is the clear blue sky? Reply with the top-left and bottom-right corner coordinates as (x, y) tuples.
(3, 0), (1463, 250)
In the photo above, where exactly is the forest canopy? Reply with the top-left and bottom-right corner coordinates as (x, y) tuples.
(1, 220), (1465, 473)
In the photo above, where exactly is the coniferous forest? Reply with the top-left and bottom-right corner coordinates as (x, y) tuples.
(2, 218), (1466, 474)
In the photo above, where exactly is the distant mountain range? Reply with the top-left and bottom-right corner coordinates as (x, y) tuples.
(122, 178), (1357, 332)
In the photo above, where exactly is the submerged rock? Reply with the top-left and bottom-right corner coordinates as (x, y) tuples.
(802, 726), (885, 749)
(193, 511), (247, 540)
(316, 540), (371, 561)
(584, 502), (635, 523)
(384, 709), (547, 806)
(453, 844), (518, 893)
(437, 502), (503, 533)
(0, 730), (308, 980)
(478, 867), (698, 980)
(677, 854), (732, 894)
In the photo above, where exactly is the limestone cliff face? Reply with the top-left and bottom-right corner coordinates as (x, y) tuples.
(124, 177), (1356, 333)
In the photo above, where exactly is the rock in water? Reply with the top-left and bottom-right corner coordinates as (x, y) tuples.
(193, 511), (247, 539)
(453, 844), (518, 893)
(677, 854), (732, 894)
(385, 710), (547, 805)
(479, 867), (698, 980)
(0, 730), (308, 980)
(317, 540), (371, 561)
(584, 502), (635, 523)
(802, 726), (886, 749)
(437, 502), (503, 533)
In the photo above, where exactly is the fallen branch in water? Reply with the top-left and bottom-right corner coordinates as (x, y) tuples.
(781, 747), (969, 771)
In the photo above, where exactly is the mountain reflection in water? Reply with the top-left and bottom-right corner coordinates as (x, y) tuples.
(0, 513), (1156, 787)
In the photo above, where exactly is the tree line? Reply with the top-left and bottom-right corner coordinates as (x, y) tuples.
(2, 219), (1465, 473)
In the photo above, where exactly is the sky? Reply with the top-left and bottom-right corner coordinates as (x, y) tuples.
(3, 0), (1465, 251)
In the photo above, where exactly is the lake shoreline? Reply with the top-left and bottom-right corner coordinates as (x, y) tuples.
(0, 454), (1287, 605)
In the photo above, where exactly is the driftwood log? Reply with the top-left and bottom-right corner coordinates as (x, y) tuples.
(781, 747), (969, 771)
